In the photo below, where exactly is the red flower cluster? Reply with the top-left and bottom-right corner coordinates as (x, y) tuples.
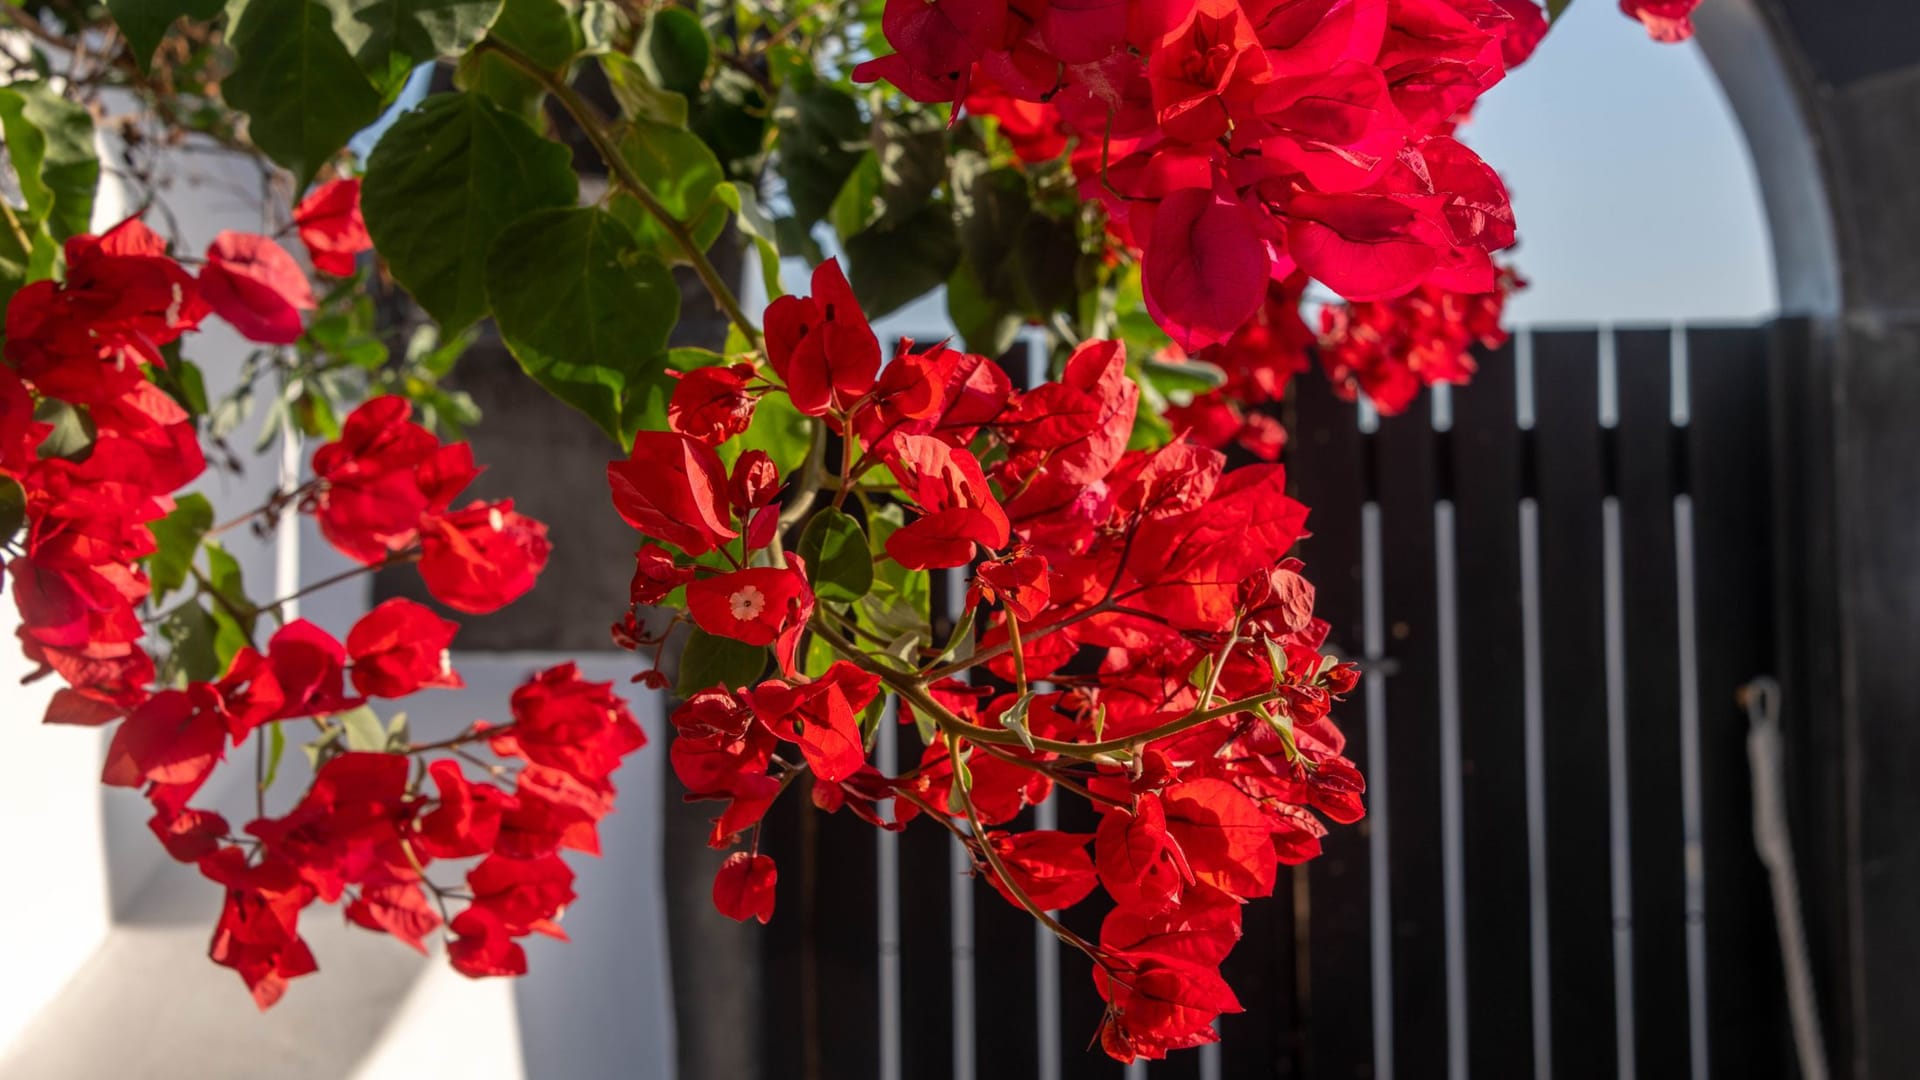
(293, 178), (374, 278)
(856, 0), (1527, 349)
(1317, 262), (1522, 414)
(310, 395), (551, 613)
(182, 659), (645, 1005)
(5, 218), (221, 724)
(1, 213), (641, 1008)
(615, 264), (1365, 1062)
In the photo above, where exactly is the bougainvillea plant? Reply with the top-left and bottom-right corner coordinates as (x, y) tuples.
(0, 0), (1689, 1060)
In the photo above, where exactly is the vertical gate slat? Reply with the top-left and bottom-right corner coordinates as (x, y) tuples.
(818, 789), (883, 1077)
(756, 776), (880, 1078)
(1684, 327), (1788, 1079)
(1532, 329), (1618, 1078)
(759, 783), (807, 1071)
(1283, 372), (1373, 1079)
(897, 435), (958, 1080)
(1218, 868), (1297, 1077)
(1615, 328), (1691, 1077)
(1450, 343), (1536, 1080)
(1375, 390), (1448, 1076)
(972, 349), (1047, 1080)
(1057, 788), (1120, 1080)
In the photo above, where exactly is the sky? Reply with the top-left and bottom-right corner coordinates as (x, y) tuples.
(1456, 0), (1777, 325)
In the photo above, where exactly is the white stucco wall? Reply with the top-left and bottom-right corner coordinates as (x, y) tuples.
(0, 93), (676, 1080)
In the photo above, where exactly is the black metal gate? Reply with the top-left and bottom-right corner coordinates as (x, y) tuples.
(748, 323), (1793, 1080)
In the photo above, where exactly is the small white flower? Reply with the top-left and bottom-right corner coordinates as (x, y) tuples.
(728, 585), (767, 621)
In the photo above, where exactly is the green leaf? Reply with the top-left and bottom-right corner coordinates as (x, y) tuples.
(679, 627), (767, 694)
(262, 721), (288, 789)
(34, 399), (95, 462)
(618, 345), (725, 439)
(486, 205), (680, 444)
(716, 390), (811, 477)
(456, 0), (579, 117)
(0, 81), (100, 244)
(1546, 0), (1572, 20)
(844, 200), (960, 319)
(0, 204), (33, 314)
(611, 121), (728, 264)
(639, 6), (709, 97)
(797, 508), (873, 605)
(201, 541), (257, 667)
(337, 705), (388, 751)
(0, 476), (22, 547)
(223, 0), (385, 189)
(148, 493), (215, 605)
(1140, 358), (1228, 399)
(157, 602), (221, 685)
(363, 91), (579, 331)
(716, 181), (784, 300)
(323, 0), (505, 93)
(932, 602), (976, 668)
(828, 151), (881, 242)
(863, 502), (929, 631)
(600, 52), (688, 126)
(774, 80), (865, 230)
(109, 0), (227, 70)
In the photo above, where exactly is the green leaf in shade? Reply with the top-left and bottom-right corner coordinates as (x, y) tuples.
(639, 6), (709, 97)
(600, 52), (688, 126)
(611, 120), (728, 263)
(691, 67), (768, 179)
(337, 705), (388, 751)
(872, 110), (947, 229)
(1547, 0), (1573, 20)
(946, 258), (1021, 358)
(223, 0), (384, 189)
(0, 81), (99, 244)
(323, 0), (505, 94)
(0, 476), (22, 547)
(774, 79), (865, 229)
(844, 200), (960, 319)
(679, 627), (768, 695)
(157, 602), (221, 685)
(797, 507), (873, 605)
(457, 0), (580, 117)
(363, 91), (578, 331)
(147, 493), (214, 606)
(34, 399), (95, 462)
(485, 205), (680, 444)
(109, 0), (227, 70)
